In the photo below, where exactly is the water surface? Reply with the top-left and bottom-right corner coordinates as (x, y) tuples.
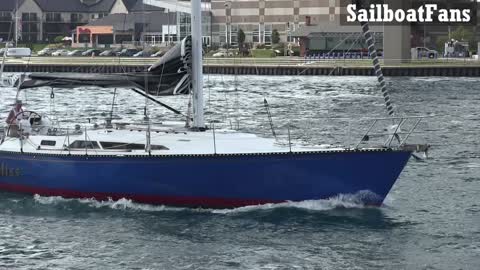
(0, 75), (478, 269)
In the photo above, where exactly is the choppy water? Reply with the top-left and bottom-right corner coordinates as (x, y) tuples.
(0, 75), (479, 269)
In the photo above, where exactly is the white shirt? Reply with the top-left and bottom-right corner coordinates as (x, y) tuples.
(12, 106), (24, 123)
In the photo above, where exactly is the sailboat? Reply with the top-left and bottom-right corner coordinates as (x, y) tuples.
(0, 0), (25, 88)
(0, 1), (428, 208)
(0, 44), (16, 87)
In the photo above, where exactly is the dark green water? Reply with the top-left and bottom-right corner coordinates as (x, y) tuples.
(0, 76), (478, 269)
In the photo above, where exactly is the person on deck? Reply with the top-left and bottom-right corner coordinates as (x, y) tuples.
(5, 100), (26, 137)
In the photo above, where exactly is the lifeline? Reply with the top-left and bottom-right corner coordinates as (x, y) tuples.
(347, 4), (471, 23)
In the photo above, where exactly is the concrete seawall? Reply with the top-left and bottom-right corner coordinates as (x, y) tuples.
(4, 63), (480, 77)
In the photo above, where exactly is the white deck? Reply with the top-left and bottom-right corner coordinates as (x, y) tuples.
(0, 122), (341, 156)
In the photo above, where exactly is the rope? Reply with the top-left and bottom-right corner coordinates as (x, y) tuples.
(325, 33), (362, 77)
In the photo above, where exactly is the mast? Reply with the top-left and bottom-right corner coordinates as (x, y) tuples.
(14, 0), (18, 47)
(191, 0), (205, 129)
(0, 42), (7, 80)
(1, 3), (16, 82)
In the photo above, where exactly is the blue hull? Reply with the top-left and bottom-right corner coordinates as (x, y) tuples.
(0, 149), (411, 207)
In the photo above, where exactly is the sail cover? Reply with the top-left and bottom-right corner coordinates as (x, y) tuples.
(19, 37), (192, 96)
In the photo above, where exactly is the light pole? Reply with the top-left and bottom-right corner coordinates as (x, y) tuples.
(224, 1), (231, 49)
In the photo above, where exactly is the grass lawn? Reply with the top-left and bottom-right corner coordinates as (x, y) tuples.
(251, 49), (276, 58)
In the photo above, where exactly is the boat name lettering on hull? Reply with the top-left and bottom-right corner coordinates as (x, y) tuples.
(0, 163), (21, 177)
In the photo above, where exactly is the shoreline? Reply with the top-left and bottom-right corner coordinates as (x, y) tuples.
(4, 57), (480, 76)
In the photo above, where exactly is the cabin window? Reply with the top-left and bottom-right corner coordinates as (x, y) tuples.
(100, 142), (169, 150)
(40, 140), (56, 146)
(150, 145), (169, 150)
(69, 140), (100, 149)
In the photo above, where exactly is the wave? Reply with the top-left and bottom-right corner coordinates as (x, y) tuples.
(33, 193), (369, 215)
(466, 162), (480, 168)
(33, 195), (187, 212)
(212, 194), (367, 214)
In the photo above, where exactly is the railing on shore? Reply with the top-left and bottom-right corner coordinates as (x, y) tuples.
(4, 56), (480, 66)
(3, 57), (480, 76)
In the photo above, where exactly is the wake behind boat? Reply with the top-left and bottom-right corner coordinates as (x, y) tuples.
(0, 1), (428, 208)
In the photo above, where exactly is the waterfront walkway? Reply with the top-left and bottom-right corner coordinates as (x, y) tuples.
(4, 56), (480, 67)
(4, 56), (480, 76)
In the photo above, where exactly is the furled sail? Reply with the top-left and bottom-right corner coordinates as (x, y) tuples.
(19, 37), (192, 96)
(353, 0), (395, 116)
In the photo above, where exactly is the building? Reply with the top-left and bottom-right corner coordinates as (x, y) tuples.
(0, 0), (22, 42)
(210, 0), (341, 47)
(291, 20), (383, 56)
(0, 0), (477, 58)
(208, 0), (479, 62)
(73, 10), (211, 47)
(0, 0), (163, 43)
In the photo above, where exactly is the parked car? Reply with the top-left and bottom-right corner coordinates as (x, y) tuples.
(81, 49), (102, 56)
(414, 47), (438, 59)
(133, 50), (151, 57)
(0, 48), (6, 56)
(212, 51), (226, 57)
(116, 48), (139, 57)
(99, 50), (115, 56)
(151, 50), (165, 57)
(37, 48), (55, 56)
(67, 50), (83, 56)
(212, 50), (234, 57)
(51, 49), (70, 56)
(6, 48), (31, 58)
(112, 47), (123, 53)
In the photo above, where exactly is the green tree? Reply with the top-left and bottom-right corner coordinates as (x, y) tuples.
(272, 29), (280, 44)
(436, 36), (448, 52)
(237, 28), (245, 45)
(54, 36), (64, 43)
(451, 26), (476, 48)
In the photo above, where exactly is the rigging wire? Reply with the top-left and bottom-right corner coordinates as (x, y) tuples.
(109, 88), (117, 123)
(297, 32), (358, 76)
(233, 40), (240, 130)
(141, 1), (149, 121)
(215, 64), (230, 125)
(228, 36), (356, 139)
(263, 98), (276, 138)
(48, 87), (59, 125)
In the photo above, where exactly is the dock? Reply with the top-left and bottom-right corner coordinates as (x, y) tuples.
(4, 57), (480, 77)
